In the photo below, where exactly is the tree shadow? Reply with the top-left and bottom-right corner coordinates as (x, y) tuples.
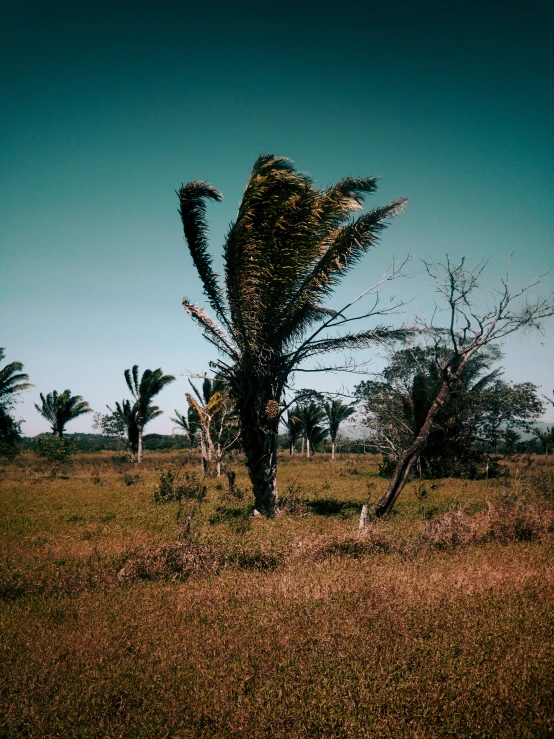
(209, 504), (251, 525)
(306, 498), (361, 517)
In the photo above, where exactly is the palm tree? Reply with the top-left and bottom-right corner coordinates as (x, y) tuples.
(178, 154), (407, 515)
(170, 407), (200, 452)
(324, 399), (356, 459)
(0, 348), (32, 459)
(123, 365), (176, 463)
(284, 409), (303, 455)
(35, 390), (92, 437)
(0, 348), (32, 410)
(294, 401), (327, 457)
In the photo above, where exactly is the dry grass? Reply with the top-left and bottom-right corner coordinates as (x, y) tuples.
(1, 451), (553, 737)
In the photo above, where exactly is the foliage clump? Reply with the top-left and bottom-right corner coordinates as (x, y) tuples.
(33, 434), (76, 474)
(154, 469), (207, 504)
(0, 347), (32, 459)
(357, 345), (544, 480)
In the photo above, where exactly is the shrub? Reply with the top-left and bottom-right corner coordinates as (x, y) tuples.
(122, 473), (140, 486)
(154, 470), (207, 504)
(33, 434), (76, 473)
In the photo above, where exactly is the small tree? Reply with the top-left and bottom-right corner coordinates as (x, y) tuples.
(35, 390), (92, 437)
(293, 400), (327, 457)
(94, 401), (141, 461)
(185, 377), (238, 475)
(323, 399), (356, 459)
(34, 434), (76, 475)
(170, 407), (200, 454)
(375, 257), (554, 517)
(284, 410), (303, 455)
(532, 426), (554, 455)
(356, 345), (543, 477)
(122, 366), (176, 463)
(0, 409), (23, 460)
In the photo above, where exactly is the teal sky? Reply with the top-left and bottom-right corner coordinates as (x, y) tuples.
(1, 0), (553, 435)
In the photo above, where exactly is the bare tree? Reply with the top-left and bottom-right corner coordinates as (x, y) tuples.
(375, 256), (554, 517)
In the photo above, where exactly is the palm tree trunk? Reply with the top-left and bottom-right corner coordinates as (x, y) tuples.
(137, 428), (143, 464)
(237, 393), (279, 516)
(331, 439), (335, 460)
(306, 438), (311, 458)
(375, 379), (452, 517)
(248, 435), (278, 515)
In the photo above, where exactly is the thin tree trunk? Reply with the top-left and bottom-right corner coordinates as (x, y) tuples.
(306, 438), (311, 458)
(375, 379), (453, 517)
(137, 428), (143, 464)
(331, 439), (335, 460)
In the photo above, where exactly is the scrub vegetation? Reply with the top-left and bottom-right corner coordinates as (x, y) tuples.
(1, 450), (553, 738)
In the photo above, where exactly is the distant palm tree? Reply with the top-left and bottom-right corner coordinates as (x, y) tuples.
(170, 408), (200, 451)
(294, 401), (327, 458)
(124, 365), (176, 463)
(107, 397), (163, 462)
(284, 410), (303, 455)
(178, 154), (407, 514)
(35, 390), (92, 437)
(324, 399), (356, 459)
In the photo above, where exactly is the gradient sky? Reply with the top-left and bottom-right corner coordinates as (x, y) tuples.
(1, 0), (553, 435)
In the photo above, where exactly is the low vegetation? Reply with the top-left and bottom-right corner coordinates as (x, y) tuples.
(1, 450), (553, 737)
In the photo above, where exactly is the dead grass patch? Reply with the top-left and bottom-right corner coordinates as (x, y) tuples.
(422, 498), (554, 548)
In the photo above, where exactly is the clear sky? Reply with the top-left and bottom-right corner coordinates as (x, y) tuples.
(1, 0), (553, 435)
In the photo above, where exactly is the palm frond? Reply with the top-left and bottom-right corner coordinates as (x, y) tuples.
(182, 299), (238, 358)
(281, 199), (407, 341)
(178, 181), (227, 323)
(170, 410), (189, 432)
(0, 360), (33, 405)
(124, 366), (140, 399)
(294, 326), (412, 363)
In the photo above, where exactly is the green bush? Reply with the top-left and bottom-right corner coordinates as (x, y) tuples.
(33, 434), (76, 470)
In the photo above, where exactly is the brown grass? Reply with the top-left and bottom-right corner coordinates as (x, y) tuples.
(1, 450), (553, 737)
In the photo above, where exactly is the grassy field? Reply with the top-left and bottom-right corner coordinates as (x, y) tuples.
(1, 451), (553, 738)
